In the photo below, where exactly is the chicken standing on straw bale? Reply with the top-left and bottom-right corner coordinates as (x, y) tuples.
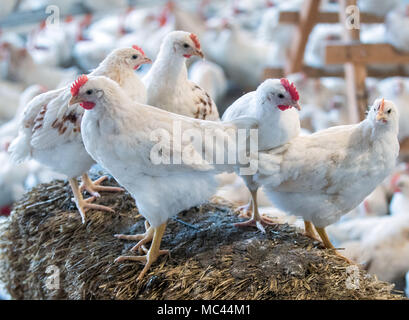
(69, 75), (257, 280)
(255, 99), (400, 261)
(222, 78), (301, 232)
(9, 46), (152, 223)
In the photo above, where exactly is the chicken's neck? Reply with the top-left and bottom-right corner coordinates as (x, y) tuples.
(359, 118), (399, 161)
(366, 118), (399, 141)
(92, 65), (136, 88)
(147, 47), (187, 86)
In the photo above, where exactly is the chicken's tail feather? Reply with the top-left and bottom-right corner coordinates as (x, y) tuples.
(8, 129), (31, 163)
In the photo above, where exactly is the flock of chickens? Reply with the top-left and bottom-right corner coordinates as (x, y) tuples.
(0, 0), (409, 293)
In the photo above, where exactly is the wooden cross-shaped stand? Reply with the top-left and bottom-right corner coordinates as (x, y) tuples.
(264, 0), (409, 124)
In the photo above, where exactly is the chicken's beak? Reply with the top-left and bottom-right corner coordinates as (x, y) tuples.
(376, 98), (387, 122)
(293, 101), (301, 111)
(142, 57), (152, 64)
(376, 112), (387, 122)
(69, 95), (81, 106)
(194, 49), (204, 58)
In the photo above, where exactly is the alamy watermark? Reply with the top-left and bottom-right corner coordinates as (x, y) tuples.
(45, 5), (60, 27)
(149, 121), (259, 175)
(345, 265), (360, 290)
(345, 5), (360, 30)
(45, 265), (60, 290)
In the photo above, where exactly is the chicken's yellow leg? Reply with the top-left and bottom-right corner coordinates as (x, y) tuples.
(115, 220), (154, 253)
(115, 222), (169, 281)
(69, 178), (114, 224)
(304, 221), (319, 240)
(80, 173), (124, 197)
(314, 226), (353, 264)
(234, 189), (276, 233)
(234, 199), (253, 219)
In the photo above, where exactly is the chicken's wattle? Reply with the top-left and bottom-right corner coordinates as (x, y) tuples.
(278, 105), (291, 111)
(80, 101), (96, 110)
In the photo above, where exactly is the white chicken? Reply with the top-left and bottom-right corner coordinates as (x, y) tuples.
(0, 84), (47, 151)
(0, 80), (24, 123)
(377, 77), (409, 142)
(386, 4), (409, 53)
(357, 214), (409, 283)
(222, 78), (301, 231)
(27, 17), (83, 68)
(0, 151), (28, 217)
(389, 174), (409, 217)
(256, 1), (298, 50)
(327, 216), (388, 244)
(9, 47), (151, 223)
(71, 75), (256, 280)
(357, 184), (389, 217)
(143, 31), (219, 120)
(255, 99), (400, 259)
(359, 0), (400, 17)
(202, 18), (281, 89)
(0, 42), (77, 89)
(304, 24), (343, 73)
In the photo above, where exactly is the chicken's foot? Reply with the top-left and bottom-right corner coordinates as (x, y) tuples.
(69, 178), (115, 224)
(80, 173), (124, 197)
(234, 190), (276, 233)
(114, 222), (169, 281)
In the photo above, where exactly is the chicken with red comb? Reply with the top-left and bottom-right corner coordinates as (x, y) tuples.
(70, 75), (257, 280)
(189, 33), (201, 49)
(143, 30), (220, 121)
(9, 46), (151, 223)
(255, 98), (400, 261)
(222, 78), (301, 232)
(71, 74), (89, 97)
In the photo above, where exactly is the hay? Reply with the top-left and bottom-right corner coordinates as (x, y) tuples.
(0, 177), (405, 300)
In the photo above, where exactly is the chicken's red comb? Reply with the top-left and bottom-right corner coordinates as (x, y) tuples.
(280, 78), (299, 101)
(132, 45), (145, 56)
(71, 75), (88, 97)
(379, 98), (385, 112)
(190, 33), (201, 49)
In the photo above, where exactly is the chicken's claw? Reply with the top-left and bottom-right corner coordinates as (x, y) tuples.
(234, 201), (253, 219)
(234, 215), (276, 233)
(114, 223), (168, 281)
(115, 224), (154, 253)
(73, 196), (115, 223)
(80, 174), (124, 197)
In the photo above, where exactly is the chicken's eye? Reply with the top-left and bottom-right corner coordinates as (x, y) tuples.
(132, 54), (138, 59)
(86, 90), (93, 95)
(183, 43), (189, 48)
(278, 93), (285, 99)
(387, 109), (392, 114)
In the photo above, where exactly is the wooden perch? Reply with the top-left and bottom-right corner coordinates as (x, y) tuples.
(339, 0), (367, 123)
(263, 65), (408, 79)
(285, 0), (321, 75)
(279, 10), (384, 24)
(326, 42), (409, 65)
